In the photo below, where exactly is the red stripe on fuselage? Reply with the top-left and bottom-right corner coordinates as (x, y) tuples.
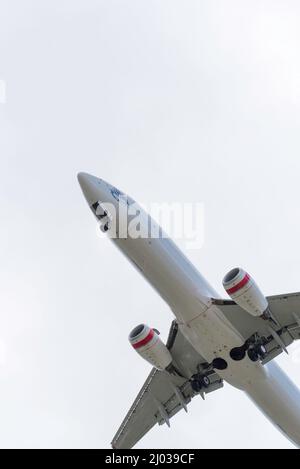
(132, 329), (155, 349)
(226, 273), (250, 295)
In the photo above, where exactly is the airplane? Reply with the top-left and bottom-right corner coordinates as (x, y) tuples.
(78, 172), (300, 449)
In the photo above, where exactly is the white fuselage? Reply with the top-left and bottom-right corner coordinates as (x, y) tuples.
(78, 173), (300, 448)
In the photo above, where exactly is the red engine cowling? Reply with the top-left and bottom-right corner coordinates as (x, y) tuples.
(129, 324), (172, 370)
(223, 268), (268, 317)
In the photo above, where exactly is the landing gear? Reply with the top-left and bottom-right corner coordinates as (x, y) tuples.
(191, 374), (211, 393)
(230, 334), (267, 363)
(230, 345), (247, 361)
(247, 344), (267, 362)
(212, 358), (228, 370)
(202, 376), (211, 387)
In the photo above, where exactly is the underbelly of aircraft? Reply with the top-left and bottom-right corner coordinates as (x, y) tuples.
(179, 303), (268, 390)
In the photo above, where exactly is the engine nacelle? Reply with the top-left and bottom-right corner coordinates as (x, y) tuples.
(223, 268), (268, 317)
(129, 324), (172, 370)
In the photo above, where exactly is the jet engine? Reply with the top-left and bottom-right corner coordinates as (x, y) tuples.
(129, 324), (172, 370)
(223, 268), (268, 317)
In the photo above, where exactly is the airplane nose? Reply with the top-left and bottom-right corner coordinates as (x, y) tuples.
(77, 172), (103, 206)
(77, 171), (89, 186)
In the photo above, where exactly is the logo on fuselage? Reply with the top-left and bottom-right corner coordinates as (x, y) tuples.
(111, 187), (123, 202)
(111, 187), (131, 206)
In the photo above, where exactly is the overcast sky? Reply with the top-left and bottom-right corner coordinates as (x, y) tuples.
(1, 0), (300, 449)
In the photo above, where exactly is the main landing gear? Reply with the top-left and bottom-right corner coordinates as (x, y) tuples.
(190, 357), (228, 393)
(191, 375), (211, 393)
(247, 343), (267, 362)
(230, 334), (267, 363)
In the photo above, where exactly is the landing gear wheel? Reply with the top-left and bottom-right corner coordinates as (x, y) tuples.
(247, 348), (259, 362)
(212, 358), (228, 370)
(190, 375), (210, 393)
(248, 343), (267, 362)
(191, 379), (202, 393)
(230, 346), (247, 361)
(201, 376), (211, 388)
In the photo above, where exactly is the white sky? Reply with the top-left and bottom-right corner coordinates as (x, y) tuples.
(1, 0), (300, 449)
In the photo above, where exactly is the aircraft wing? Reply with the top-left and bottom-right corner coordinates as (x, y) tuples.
(111, 321), (223, 449)
(111, 293), (300, 449)
(215, 292), (300, 363)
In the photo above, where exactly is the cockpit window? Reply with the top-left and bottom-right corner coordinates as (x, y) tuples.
(91, 201), (108, 220)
